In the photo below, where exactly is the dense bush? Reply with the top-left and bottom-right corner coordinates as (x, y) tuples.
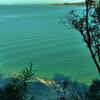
(0, 64), (100, 100)
(87, 79), (100, 100)
(0, 78), (27, 100)
(0, 63), (35, 100)
(54, 80), (88, 100)
(0, 74), (100, 100)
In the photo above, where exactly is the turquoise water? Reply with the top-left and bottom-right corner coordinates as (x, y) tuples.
(0, 5), (98, 83)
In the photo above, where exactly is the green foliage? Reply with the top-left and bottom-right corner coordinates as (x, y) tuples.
(1, 63), (100, 100)
(17, 62), (35, 83)
(54, 80), (88, 100)
(0, 63), (35, 100)
(67, 0), (100, 73)
(0, 78), (26, 100)
(96, 2), (100, 22)
(87, 79), (100, 100)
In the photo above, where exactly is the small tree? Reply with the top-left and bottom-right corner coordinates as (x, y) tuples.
(0, 63), (35, 100)
(67, 0), (100, 74)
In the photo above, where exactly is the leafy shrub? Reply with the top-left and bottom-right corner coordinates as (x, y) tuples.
(0, 78), (27, 100)
(0, 63), (35, 100)
(54, 80), (88, 100)
(87, 79), (100, 100)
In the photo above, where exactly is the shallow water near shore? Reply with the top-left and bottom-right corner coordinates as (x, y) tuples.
(0, 5), (99, 84)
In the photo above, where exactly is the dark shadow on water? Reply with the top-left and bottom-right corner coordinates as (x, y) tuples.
(53, 73), (71, 82)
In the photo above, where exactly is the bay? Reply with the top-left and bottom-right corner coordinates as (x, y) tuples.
(0, 5), (98, 84)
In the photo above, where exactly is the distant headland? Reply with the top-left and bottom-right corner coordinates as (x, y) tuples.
(50, 2), (85, 6)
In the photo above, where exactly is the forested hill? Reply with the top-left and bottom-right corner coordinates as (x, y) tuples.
(50, 2), (85, 6)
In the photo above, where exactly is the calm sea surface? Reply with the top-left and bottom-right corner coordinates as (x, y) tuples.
(0, 5), (98, 83)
